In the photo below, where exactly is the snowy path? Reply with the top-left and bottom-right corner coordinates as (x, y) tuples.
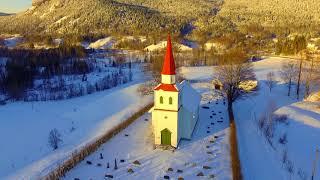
(233, 57), (297, 179)
(233, 57), (320, 180)
(64, 83), (232, 180)
(0, 70), (152, 179)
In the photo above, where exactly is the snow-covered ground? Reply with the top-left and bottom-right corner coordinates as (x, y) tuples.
(64, 73), (232, 180)
(145, 41), (193, 52)
(24, 58), (134, 101)
(233, 57), (320, 180)
(1, 56), (318, 179)
(83, 36), (147, 50)
(273, 101), (320, 179)
(0, 68), (152, 179)
(120, 36), (147, 43)
(179, 66), (215, 81)
(88, 37), (116, 49)
(166, 57), (320, 179)
(3, 35), (23, 48)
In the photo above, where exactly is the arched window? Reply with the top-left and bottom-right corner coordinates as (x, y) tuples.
(169, 97), (173, 105)
(160, 96), (164, 104)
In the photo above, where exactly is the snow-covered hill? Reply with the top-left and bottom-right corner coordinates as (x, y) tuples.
(88, 37), (115, 50)
(0, 68), (151, 179)
(273, 101), (320, 178)
(0, 0), (218, 35)
(144, 41), (192, 52)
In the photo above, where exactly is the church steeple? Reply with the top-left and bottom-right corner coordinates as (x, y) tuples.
(161, 35), (176, 84)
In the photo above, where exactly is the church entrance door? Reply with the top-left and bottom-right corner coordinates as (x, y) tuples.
(161, 128), (171, 146)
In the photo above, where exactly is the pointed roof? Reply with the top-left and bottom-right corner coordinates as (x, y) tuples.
(161, 34), (176, 75)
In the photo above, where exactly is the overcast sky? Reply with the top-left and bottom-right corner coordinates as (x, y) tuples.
(0, 0), (31, 13)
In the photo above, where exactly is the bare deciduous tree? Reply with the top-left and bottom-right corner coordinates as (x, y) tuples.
(280, 62), (297, 96)
(296, 50), (309, 99)
(48, 128), (62, 150)
(266, 71), (275, 92)
(216, 48), (255, 120)
(286, 160), (295, 179)
(298, 168), (307, 180)
(258, 100), (277, 146)
(304, 56), (320, 98)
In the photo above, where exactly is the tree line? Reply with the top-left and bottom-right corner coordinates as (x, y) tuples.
(0, 45), (89, 99)
(24, 67), (133, 102)
(276, 35), (307, 55)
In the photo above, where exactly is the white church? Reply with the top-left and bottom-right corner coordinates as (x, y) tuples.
(150, 35), (201, 148)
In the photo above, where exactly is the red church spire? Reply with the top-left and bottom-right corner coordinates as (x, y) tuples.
(161, 34), (176, 75)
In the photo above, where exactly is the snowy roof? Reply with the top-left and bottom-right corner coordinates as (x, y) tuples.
(178, 80), (201, 113)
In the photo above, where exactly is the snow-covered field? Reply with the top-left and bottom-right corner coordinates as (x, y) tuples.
(1, 56), (319, 179)
(0, 68), (152, 179)
(64, 79), (232, 180)
(144, 41), (193, 52)
(275, 101), (320, 179)
(2, 35), (23, 48)
(88, 37), (116, 49)
(179, 66), (215, 81)
(233, 57), (320, 180)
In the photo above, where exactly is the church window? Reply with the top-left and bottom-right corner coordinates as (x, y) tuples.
(169, 97), (173, 104)
(160, 96), (164, 104)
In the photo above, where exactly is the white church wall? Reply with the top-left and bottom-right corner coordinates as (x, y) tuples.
(152, 110), (179, 147)
(154, 90), (180, 111)
(161, 74), (176, 84)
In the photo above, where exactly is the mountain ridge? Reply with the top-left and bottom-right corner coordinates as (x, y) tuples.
(0, 0), (220, 37)
(0, 0), (181, 36)
(0, 12), (13, 16)
(1, 0), (319, 39)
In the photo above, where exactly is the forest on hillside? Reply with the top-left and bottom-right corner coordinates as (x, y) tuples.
(191, 0), (320, 47)
(1, 0), (319, 39)
(0, 0), (185, 36)
(219, 0), (320, 35)
(0, 45), (133, 101)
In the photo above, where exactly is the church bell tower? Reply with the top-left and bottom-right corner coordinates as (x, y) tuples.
(161, 35), (176, 84)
